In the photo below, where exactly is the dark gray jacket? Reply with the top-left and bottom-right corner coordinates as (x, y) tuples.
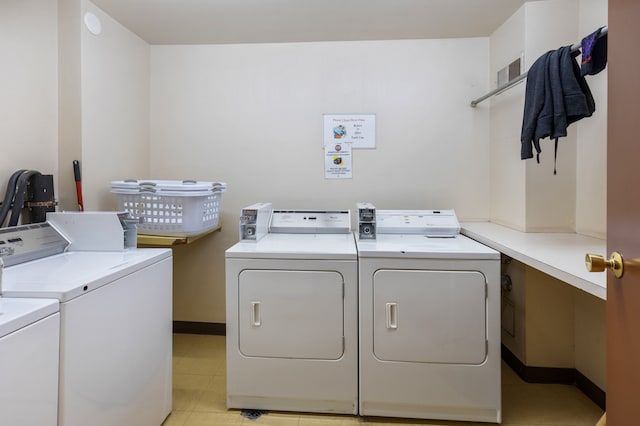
(520, 45), (595, 162)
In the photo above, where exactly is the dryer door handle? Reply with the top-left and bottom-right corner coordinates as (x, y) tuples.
(251, 301), (262, 327)
(386, 302), (398, 329)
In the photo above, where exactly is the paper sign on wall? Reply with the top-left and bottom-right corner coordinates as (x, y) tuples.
(323, 114), (375, 149)
(325, 142), (352, 179)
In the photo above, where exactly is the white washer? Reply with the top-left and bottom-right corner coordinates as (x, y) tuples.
(357, 210), (501, 423)
(225, 209), (358, 414)
(0, 297), (60, 426)
(1, 221), (173, 426)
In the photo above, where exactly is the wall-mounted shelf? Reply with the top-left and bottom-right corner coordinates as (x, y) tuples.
(461, 221), (606, 300)
(137, 222), (222, 247)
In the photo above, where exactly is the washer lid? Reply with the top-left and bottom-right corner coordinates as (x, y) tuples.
(2, 249), (171, 302)
(356, 234), (499, 259)
(226, 233), (357, 260)
(0, 298), (59, 338)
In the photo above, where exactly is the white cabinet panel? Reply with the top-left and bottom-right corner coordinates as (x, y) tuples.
(0, 313), (59, 426)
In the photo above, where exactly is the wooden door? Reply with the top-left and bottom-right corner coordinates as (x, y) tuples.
(606, 0), (640, 422)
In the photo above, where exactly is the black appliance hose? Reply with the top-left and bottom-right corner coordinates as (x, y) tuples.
(8, 170), (42, 227)
(0, 169), (27, 227)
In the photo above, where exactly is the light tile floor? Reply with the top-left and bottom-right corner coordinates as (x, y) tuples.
(164, 334), (604, 426)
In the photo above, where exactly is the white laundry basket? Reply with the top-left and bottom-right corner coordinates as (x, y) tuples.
(111, 180), (226, 237)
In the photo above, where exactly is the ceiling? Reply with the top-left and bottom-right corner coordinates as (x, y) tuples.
(90, 0), (530, 45)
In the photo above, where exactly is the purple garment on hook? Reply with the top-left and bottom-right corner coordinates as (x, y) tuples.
(581, 27), (608, 76)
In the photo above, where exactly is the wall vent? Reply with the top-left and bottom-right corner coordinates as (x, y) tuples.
(497, 56), (523, 88)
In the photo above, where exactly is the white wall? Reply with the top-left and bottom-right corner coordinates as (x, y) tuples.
(490, 0), (586, 232)
(0, 0), (58, 208)
(576, 0), (608, 239)
(150, 38), (491, 322)
(489, 0), (606, 236)
(523, 0), (579, 232)
(81, 0), (151, 210)
(58, 0), (82, 212)
(6, 0), (150, 214)
(575, 289), (606, 389)
(489, 6), (527, 230)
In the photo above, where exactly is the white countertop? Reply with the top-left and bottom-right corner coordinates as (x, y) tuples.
(461, 222), (606, 300)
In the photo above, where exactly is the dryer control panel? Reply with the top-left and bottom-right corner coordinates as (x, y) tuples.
(269, 210), (351, 234)
(357, 206), (460, 238)
(376, 209), (460, 237)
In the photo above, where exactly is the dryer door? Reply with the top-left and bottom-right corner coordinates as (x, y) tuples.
(238, 269), (344, 359)
(373, 269), (487, 364)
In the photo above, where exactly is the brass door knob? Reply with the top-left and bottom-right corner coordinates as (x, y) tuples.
(585, 252), (624, 278)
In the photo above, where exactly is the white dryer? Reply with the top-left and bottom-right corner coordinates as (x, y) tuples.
(1, 218), (172, 426)
(225, 208), (358, 414)
(356, 209), (501, 423)
(0, 297), (60, 426)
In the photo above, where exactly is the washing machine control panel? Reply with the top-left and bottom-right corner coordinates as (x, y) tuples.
(0, 223), (68, 267)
